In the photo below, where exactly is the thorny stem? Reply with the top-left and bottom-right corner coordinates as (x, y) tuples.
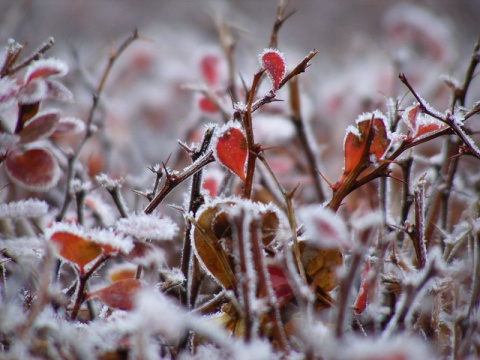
(268, 0), (295, 49)
(289, 77), (325, 202)
(107, 185), (129, 218)
(250, 221), (289, 351)
(258, 153), (307, 282)
(144, 150), (215, 214)
(56, 30), (139, 221)
(383, 258), (437, 337)
(231, 210), (253, 341)
(180, 127), (215, 307)
(1, 37), (55, 77)
(335, 247), (364, 338)
(70, 255), (108, 321)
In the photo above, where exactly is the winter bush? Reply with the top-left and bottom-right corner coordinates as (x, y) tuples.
(1, 1), (480, 359)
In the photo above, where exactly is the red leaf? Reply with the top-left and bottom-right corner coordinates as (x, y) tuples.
(215, 124), (247, 182)
(200, 55), (220, 86)
(267, 265), (294, 308)
(353, 260), (371, 315)
(5, 148), (60, 191)
(50, 232), (103, 274)
(260, 49), (286, 91)
(343, 126), (368, 176)
(368, 117), (391, 161)
(18, 110), (60, 144)
(198, 96), (218, 113)
(89, 279), (142, 311)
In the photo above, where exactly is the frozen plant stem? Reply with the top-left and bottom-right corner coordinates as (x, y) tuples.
(180, 127), (215, 306)
(289, 77), (325, 202)
(56, 30), (139, 221)
(144, 150), (215, 214)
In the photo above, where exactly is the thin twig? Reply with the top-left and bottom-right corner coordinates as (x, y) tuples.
(289, 77), (325, 202)
(144, 151), (215, 214)
(56, 30), (139, 221)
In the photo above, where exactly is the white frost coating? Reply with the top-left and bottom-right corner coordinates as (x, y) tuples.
(253, 114), (296, 144)
(0, 199), (48, 218)
(85, 193), (116, 227)
(350, 211), (383, 232)
(0, 237), (45, 262)
(134, 288), (186, 338)
(234, 101), (247, 112)
(131, 247), (166, 267)
(0, 77), (20, 111)
(297, 205), (351, 250)
(0, 133), (19, 153)
(95, 173), (124, 190)
(338, 333), (435, 360)
(116, 213), (179, 241)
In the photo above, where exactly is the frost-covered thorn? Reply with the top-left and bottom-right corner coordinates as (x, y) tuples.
(132, 189), (153, 200)
(178, 140), (194, 154)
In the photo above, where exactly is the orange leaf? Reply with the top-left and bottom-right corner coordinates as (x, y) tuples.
(50, 232), (102, 274)
(215, 124), (247, 182)
(89, 279), (142, 311)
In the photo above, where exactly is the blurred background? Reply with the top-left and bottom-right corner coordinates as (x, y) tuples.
(1, 0), (479, 206)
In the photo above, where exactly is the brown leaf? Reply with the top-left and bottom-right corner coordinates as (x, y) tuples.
(299, 241), (343, 292)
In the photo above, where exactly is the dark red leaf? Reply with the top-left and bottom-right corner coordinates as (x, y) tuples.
(260, 49), (286, 91)
(267, 265), (294, 308)
(5, 148), (60, 191)
(18, 110), (60, 144)
(215, 125), (247, 182)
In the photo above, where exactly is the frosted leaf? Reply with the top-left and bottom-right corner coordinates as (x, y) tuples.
(5, 147), (60, 191)
(86, 227), (134, 255)
(18, 109), (60, 144)
(0, 199), (49, 218)
(17, 78), (47, 104)
(298, 205), (351, 250)
(259, 48), (287, 91)
(45, 222), (134, 255)
(45, 79), (74, 102)
(52, 117), (86, 136)
(116, 213), (178, 241)
(213, 121), (247, 181)
(0, 77), (20, 111)
(24, 58), (69, 84)
(0, 132), (20, 154)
